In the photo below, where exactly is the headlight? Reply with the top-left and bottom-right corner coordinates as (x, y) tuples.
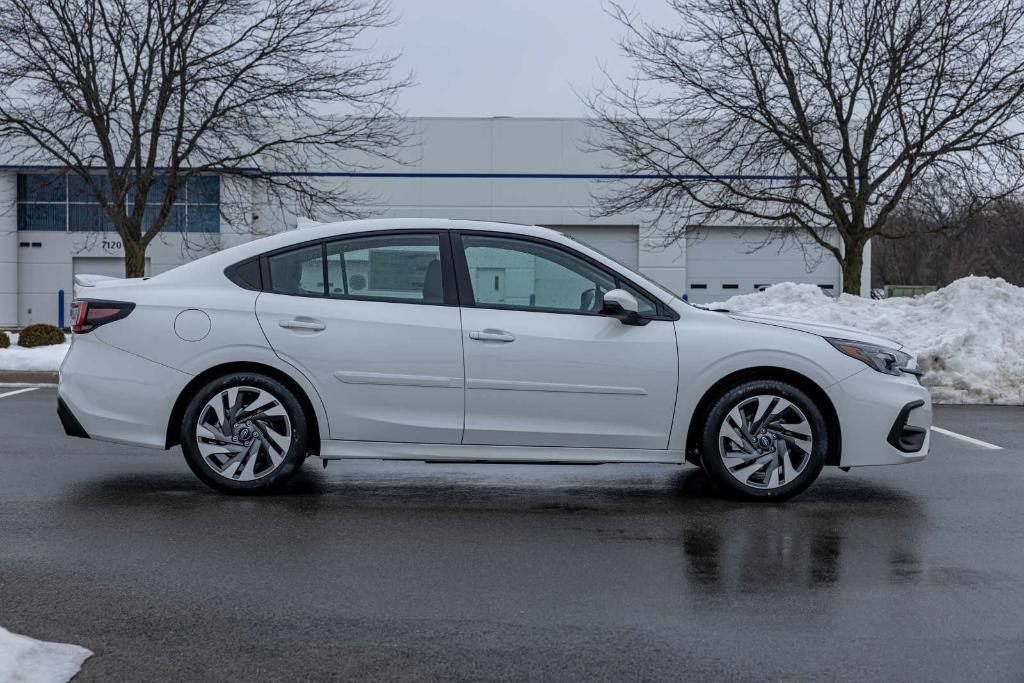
(826, 338), (916, 377)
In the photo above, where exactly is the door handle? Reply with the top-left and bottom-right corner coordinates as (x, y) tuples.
(469, 329), (515, 342)
(280, 318), (326, 331)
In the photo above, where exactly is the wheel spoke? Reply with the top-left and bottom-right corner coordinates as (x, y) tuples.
(254, 420), (290, 454)
(230, 387), (244, 420)
(766, 457), (781, 488)
(750, 395), (777, 431)
(732, 457), (769, 483)
(721, 417), (756, 454)
(775, 431), (813, 454)
(197, 422), (232, 445)
(221, 390), (236, 431)
(263, 436), (284, 468)
(206, 399), (227, 433)
(197, 440), (246, 458)
(724, 451), (765, 470)
(775, 420), (811, 436)
(238, 440), (261, 480)
(256, 401), (287, 419)
(218, 445), (250, 478)
(779, 442), (796, 484)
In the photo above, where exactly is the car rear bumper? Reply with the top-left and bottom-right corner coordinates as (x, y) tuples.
(57, 397), (90, 439)
(826, 368), (932, 467)
(58, 334), (190, 449)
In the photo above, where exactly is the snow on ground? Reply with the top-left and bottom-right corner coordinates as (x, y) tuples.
(0, 626), (91, 683)
(0, 334), (69, 372)
(711, 276), (1024, 404)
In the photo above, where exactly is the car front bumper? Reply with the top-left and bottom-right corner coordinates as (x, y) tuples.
(826, 368), (932, 467)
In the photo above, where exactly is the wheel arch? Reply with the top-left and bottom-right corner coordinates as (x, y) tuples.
(684, 366), (842, 467)
(165, 361), (322, 455)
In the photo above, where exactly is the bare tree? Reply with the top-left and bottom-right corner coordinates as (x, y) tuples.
(0, 0), (408, 277)
(587, 0), (1024, 294)
(873, 197), (1024, 287)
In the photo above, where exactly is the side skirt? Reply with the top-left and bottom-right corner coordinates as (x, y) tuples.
(319, 440), (684, 465)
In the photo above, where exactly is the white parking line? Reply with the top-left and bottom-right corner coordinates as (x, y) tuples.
(0, 387), (38, 400)
(932, 426), (1003, 450)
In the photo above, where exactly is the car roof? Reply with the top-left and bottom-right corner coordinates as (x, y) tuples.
(256, 217), (566, 256)
(286, 217), (565, 242)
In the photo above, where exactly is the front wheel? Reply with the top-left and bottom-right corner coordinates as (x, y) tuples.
(700, 379), (828, 500)
(180, 373), (309, 493)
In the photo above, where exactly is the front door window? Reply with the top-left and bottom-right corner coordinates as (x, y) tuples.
(460, 234), (657, 315)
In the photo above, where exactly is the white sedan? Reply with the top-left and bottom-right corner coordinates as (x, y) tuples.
(58, 219), (931, 499)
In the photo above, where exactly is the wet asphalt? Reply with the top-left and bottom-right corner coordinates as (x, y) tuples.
(1, 387), (1023, 682)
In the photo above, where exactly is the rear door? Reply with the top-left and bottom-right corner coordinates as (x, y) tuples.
(255, 231), (465, 444)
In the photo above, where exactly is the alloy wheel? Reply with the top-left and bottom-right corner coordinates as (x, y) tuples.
(717, 394), (814, 490)
(195, 385), (293, 481)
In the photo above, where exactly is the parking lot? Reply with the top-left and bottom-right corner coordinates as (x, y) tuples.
(1, 385), (1023, 681)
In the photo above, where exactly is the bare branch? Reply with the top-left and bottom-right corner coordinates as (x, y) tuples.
(586, 0), (1024, 294)
(0, 0), (409, 276)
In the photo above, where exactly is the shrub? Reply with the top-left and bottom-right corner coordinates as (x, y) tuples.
(17, 323), (66, 348)
(0, 331), (9, 349)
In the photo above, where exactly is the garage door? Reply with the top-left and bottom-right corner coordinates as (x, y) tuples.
(685, 228), (839, 304)
(546, 225), (639, 270)
(73, 256), (151, 280)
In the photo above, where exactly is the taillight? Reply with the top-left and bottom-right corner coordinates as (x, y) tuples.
(70, 300), (135, 333)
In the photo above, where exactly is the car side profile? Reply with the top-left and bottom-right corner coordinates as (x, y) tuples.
(57, 219), (931, 499)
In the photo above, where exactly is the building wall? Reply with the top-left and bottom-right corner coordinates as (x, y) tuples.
(0, 117), (868, 328)
(0, 174), (17, 327)
(301, 118), (690, 296)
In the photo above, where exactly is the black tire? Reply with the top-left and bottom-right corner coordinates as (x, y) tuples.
(700, 379), (828, 501)
(180, 372), (309, 494)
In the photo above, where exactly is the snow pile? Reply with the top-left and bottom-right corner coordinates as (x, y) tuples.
(0, 626), (91, 683)
(0, 333), (69, 372)
(711, 276), (1024, 404)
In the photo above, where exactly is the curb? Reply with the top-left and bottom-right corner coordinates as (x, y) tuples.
(0, 371), (58, 384)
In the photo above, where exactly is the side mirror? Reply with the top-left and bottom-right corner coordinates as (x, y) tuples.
(601, 289), (648, 326)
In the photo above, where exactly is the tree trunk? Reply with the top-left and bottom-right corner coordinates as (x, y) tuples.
(124, 240), (147, 278)
(840, 242), (864, 296)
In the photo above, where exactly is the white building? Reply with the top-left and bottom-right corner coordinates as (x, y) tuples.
(0, 117), (865, 328)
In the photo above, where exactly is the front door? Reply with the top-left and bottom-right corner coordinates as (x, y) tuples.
(454, 233), (679, 450)
(255, 232), (465, 444)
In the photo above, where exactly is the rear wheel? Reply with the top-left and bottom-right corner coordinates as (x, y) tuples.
(180, 373), (308, 493)
(700, 379), (828, 500)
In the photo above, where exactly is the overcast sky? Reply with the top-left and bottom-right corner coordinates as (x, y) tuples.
(382, 0), (678, 118)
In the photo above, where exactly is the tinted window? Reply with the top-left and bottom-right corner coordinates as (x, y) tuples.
(461, 235), (619, 313)
(16, 172), (219, 233)
(461, 234), (662, 316)
(325, 234), (444, 304)
(268, 244), (325, 296)
(226, 258), (262, 291)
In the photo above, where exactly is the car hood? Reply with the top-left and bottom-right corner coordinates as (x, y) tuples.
(728, 311), (905, 350)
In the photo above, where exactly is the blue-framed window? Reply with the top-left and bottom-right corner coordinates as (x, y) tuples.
(16, 172), (220, 233)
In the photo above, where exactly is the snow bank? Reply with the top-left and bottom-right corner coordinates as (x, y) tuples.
(0, 334), (69, 372)
(0, 626), (91, 683)
(710, 276), (1024, 404)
